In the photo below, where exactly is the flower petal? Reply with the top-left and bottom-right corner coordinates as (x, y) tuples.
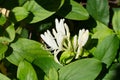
(78, 29), (89, 47)
(55, 18), (65, 35)
(40, 31), (58, 50)
(72, 35), (78, 51)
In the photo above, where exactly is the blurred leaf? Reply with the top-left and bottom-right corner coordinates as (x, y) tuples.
(94, 34), (119, 68)
(23, 0), (64, 23)
(0, 73), (10, 80)
(0, 43), (8, 60)
(103, 63), (120, 80)
(17, 60), (38, 80)
(7, 38), (51, 65)
(57, 0), (89, 20)
(92, 21), (113, 43)
(112, 8), (120, 38)
(0, 14), (6, 26)
(59, 58), (102, 80)
(87, 0), (109, 25)
(0, 23), (15, 43)
(12, 7), (29, 21)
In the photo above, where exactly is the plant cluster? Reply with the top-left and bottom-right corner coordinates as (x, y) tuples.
(0, 0), (120, 80)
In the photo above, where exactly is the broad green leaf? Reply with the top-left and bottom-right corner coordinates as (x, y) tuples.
(94, 34), (119, 68)
(17, 60), (38, 80)
(57, 0), (89, 20)
(112, 8), (120, 38)
(12, 7), (29, 21)
(6, 38), (61, 74)
(7, 38), (51, 65)
(23, 0), (64, 23)
(59, 58), (102, 80)
(0, 43), (8, 60)
(33, 55), (62, 75)
(0, 23), (15, 43)
(0, 73), (10, 80)
(0, 14), (6, 25)
(92, 21), (113, 43)
(87, 0), (109, 25)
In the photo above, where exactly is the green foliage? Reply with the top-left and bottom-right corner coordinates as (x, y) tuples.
(0, 43), (8, 60)
(87, 0), (109, 25)
(12, 7), (29, 21)
(59, 58), (102, 80)
(57, 0), (89, 20)
(0, 14), (6, 25)
(17, 60), (38, 80)
(94, 34), (119, 68)
(0, 73), (10, 80)
(0, 0), (120, 80)
(0, 23), (15, 43)
(112, 8), (120, 38)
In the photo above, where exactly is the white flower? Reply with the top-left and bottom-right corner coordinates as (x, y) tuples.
(40, 18), (70, 64)
(75, 29), (89, 59)
(41, 18), (89, 64)
(41, 30), (58, 50)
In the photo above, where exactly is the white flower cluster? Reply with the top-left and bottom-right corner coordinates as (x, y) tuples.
(40, 18), (89, 64)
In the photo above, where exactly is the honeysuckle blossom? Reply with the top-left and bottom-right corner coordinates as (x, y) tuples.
(41, 18), (70, 64)
(75, 29), (89, 59)
(40, 18), (89, 64)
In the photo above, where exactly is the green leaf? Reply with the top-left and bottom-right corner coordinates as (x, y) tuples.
(87, 0), (109, 25)
(7, 38), (51, 65)
(46, 68), (58, 80)
(94, 34), (119, 68)
(92, 21), (113, 43)
(0, 73), (10, 80)
(17, 60), (38, 80)
(112, 8), (120, 38)
(33, 55), (62, 75)
(0, 43), (8, 60)
(23, 0), (64, 23)
(6, 38), (61, 75)
(0, 14), (6, 25)
(57, 0), (89, 20)
(59, 58), (102, 80)
(12, 7), (29, 21)
(0, 23), (15, 43)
